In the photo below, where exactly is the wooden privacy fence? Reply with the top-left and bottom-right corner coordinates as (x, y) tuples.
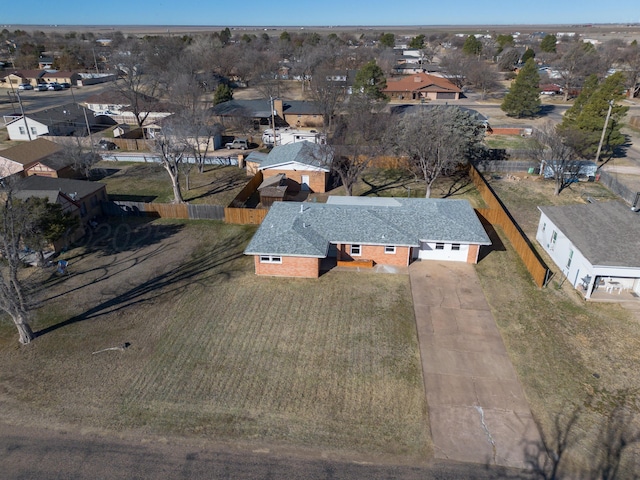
(470, 163), (552, 288)
(102, 201), (224, 220)
(225, 171), (268, 225)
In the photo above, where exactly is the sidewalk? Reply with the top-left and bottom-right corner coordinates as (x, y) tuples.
(409, 261), (541, 468)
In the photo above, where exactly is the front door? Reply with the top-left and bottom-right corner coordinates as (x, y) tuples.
(301, 175), (310, 191)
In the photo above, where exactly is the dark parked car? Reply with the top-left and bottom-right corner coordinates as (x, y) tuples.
(47, 83), (63, 91)
(59, 82), (71, 89)
(34, 84), (48, 91)
(96, 139), (119, 150)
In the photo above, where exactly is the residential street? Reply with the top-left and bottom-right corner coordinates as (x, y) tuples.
(0, 423), (528, 480)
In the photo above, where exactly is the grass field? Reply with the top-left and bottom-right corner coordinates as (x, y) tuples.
(0, 219), (429, 461)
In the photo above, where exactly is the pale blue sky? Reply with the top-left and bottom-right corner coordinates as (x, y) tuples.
(4, 0), (640, 26)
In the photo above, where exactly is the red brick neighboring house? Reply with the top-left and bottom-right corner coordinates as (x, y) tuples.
(383, 73), (462, 101)
(256, 141), (332, 193)
(245, 196), (491, 278)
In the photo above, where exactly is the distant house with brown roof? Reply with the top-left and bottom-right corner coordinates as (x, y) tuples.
(0, 70), (47, 88)
(41, 71), (81, 86)
(383, 73), (462, 101)
(0, 138), (65, 178)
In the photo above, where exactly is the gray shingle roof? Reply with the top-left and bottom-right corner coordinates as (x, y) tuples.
(15, 175), (105, 200)
(259, 141), (331, 170)
(245, 197), (491, 257)
(539, 201), (640, 268)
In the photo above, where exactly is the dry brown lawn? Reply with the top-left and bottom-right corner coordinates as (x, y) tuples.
(0, 218), (429, 462)
(93, 162), (248, 205)
(477, 175), (640, 473)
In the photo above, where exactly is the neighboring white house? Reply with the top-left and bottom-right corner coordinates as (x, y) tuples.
(5, 103), (97, 141)
(536, 201), (640, 300)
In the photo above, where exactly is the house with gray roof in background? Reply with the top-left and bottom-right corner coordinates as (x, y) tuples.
(245, 196), (491, 278)
(5, 103), (98, 141)
(210, 98), (323, 129)
(536, 201), (640, 300)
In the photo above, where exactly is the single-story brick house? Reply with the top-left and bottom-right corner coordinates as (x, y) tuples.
(254, 141), (332, 193)
(536, 201), (640, 300)
(383, 73), (462, 101)
(245, 196), (491, 278)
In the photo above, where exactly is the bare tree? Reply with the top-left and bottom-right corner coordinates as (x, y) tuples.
(150, 124), (188, 204)
(621, 41), (640, 99)
(54, 139), (100, 179)
(0, 191), (35, 344)
(439, 50), (472, 89)
(529, 122), (579, 195)
(554, 42), (603, 101)
(387, 106), (485, 198)
(309, 64), (347, 133)
(465, 60), (501, 100)
(330, 94), (389, 195)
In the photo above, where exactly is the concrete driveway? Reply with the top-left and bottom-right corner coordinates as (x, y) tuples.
(409, 261), (542, 469)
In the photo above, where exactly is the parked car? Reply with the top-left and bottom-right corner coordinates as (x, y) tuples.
(225, 138), (249, 150)
(18, 83), (33, 90)
(95, 139), (119, 150)
(59, 82), (71, 89)
(47, 83), (63, 91)
(34, 84), (48, 91)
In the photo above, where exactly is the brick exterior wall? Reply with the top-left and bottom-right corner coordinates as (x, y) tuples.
(262, 169), (328, 193)
(254, 255), (320, 278)
(336, 243), (411, 267)
(466, 244), (480, 264)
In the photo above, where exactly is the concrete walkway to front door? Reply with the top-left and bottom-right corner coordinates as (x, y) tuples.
(409, 261), (542, 469)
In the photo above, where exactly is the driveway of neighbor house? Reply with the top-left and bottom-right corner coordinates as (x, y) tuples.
(409, 261), (542, 469)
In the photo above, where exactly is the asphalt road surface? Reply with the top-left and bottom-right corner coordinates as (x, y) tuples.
(0, 423), (530, 480)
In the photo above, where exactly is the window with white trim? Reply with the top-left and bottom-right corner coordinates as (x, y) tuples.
(384, 245), (396, 254)
(19, 126), (25, 135)
(451, 244), (461, 251)
(435, 243), (445, 250)
(30, 127), (37, 135)
(566, 249), (573, 269)
(350, 244), (361, 256)
(260, 255), (282, 264)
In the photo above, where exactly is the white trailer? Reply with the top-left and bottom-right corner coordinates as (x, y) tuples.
(262, 128), (326, 147)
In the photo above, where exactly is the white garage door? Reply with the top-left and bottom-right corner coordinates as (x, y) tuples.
(418, 241), (469, 262)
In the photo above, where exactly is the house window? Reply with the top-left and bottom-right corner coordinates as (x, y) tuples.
(19, 126), (25, 135)
(451, 244), (461, 251)
(550, 231), (558, 250)
(30, 127), (37, 135)
(435, 243), (445, 250)
(260, 255), (282, 264)
(350, 244), (361, 256)
(566, 249), (573, 269)
(542, 222), (546, 232)
(384, 245), (396, 254)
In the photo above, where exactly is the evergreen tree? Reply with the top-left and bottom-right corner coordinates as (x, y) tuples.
(540, 34), (557, 53)
(353, 60), (387, 100)
(501, 58), (541, 118)
(213, 83), (233, 105)
(558, 72), (629, 159)
(521, 48), (535, 63)
(379, 32), (395, 48)
(462, 35), (483, 56)
(408, 34), (425, 49)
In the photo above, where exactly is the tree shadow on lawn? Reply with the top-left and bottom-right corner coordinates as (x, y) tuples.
(35, 231), (249, 338)
(360, 169), (416, 197)
(39, 218), (185, 301)
(185, 174), (247, 202)
(440, 171), (475, 198)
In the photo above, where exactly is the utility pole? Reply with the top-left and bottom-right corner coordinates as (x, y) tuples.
(270, 96), (277, 147)
(595, 100), (614, 163)
(16, 91), (32, 141)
